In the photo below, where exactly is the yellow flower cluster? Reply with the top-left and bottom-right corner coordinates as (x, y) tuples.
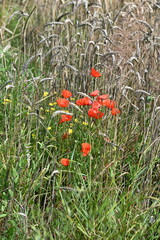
(2, 99), (11, 105)
(49, 102), (57, 106)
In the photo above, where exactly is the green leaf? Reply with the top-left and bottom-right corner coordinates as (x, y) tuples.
(0, 213), (7, 218)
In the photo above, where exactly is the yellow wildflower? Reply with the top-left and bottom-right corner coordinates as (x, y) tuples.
(83, 121), (88, 126)
(32, 133), (36, 139)
(2, 98), (11, 104)
(4, 98), (11, 102)
(74, 119), (79, 123)
(43, 92), (49, 97)
(70, 98), (75, 100)
(68, 129), (73, 134)
(47, 127), (52, 130)
(51, 108), (55, 111)
(49, 103), (54, 106)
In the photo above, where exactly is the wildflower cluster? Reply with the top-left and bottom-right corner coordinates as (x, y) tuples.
(56, 68), (121, 166)
(2, 98), (11, 105)
(56, 69), (120, 122)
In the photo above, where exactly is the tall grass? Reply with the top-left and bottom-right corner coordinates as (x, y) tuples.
(0, 0), (160, 239)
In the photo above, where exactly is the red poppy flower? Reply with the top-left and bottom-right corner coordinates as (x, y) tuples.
(88, 108), (97, 118)
(97, 94), (109, 101)
(90, 90), (99, 97)
(57, 98), (70, 107)
(62, 89), (72, 98)
(96, 95), (110, 105)
(76, 97), (92, 106)
(88, 108), (104, 119)
(81, 143), (91, 156)
(97, 99), (106, 106)
(59, 114), (72, 124)
(111, 107), (120, 115)
(103, 99), (116, 109)
(91, 100), (101, 110)
(60, 158), (70, 166)
(90, 68), (101, 77)
(96, 111), (105, 119)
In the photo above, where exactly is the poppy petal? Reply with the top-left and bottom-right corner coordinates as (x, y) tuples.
(90, 90), (100, 97)
(62, 89), (72, 98)
(90, 68), (101, 77)
(60, 158), (70, 166)
(111, 107), (120, 115)
(59, 114), (73, 124)
(102, 99), (116, 109)
(92, 100), (101, 110)
(76, 97), (92, 106)
(97, 94), (109, 100)
(57, 98), (70, 107)
(88, 108), (104, 119)
(81, 143), (91, 156)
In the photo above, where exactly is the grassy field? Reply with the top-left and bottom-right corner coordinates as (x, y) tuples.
(0, 0), (160, 239)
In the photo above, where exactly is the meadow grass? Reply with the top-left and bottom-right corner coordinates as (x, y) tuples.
(0, 0), (160, 239)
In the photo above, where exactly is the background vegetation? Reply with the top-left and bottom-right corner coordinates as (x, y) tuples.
(0, 0), (159, 239)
